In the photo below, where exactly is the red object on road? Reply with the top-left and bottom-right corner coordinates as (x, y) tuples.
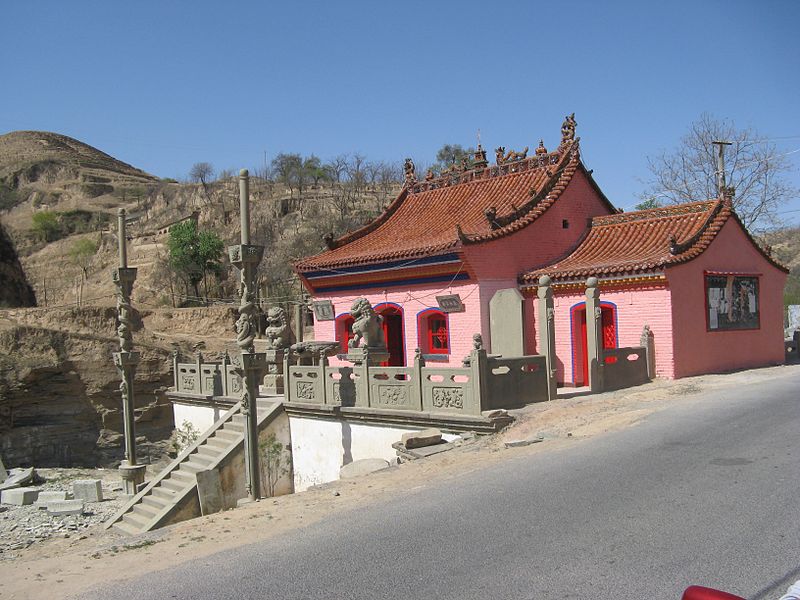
(682, 585), (745, 600)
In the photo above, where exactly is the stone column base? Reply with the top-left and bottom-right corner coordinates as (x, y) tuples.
(119, 461), (147, 496)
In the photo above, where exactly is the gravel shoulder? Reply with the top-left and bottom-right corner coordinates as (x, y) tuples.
(1, 363), (797, 600)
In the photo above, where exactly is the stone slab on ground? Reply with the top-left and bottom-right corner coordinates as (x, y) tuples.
(1, 486), (39, 505)
(393, 441), (454, 461)
(47, 499), (85, 516)
(0, 467), (35, 491)
(72, 479), (103, 502)
(340, 458), (391, 479)
(401, 428), (442, 450)
(34, 490), (71, 509)
(504, 435), (545, 448)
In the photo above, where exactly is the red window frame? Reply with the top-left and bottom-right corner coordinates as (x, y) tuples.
(418, 310), (449, 355)
(335, 314), (355, 353)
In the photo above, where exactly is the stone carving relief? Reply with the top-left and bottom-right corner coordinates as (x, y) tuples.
(181, 375), (196, 391)
(431, 387), (464, 409)
(296, 381), (315, 401)
(376, 386), (407, 406)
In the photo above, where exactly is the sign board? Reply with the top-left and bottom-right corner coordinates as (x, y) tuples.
(436, 294), (464, 313)
(312, 300), (335, 321)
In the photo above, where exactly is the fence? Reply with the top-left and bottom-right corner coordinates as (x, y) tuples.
(173, 353), (242, 398)
(286, 350), (549, 418)
(602, 346), (650, 391)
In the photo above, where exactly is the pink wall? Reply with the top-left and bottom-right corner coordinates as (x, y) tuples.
(537, 285), (675, 384)
(312, 281), (484, 368)
(666, 219), (787, 378)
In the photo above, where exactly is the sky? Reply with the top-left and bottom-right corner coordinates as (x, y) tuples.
(2, 0), (799, 223)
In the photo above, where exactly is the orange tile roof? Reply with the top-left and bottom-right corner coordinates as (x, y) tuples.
(295, 142), (592, 272)
(521, 199), (787, 283)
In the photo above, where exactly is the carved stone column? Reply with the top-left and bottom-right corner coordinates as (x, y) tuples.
(113, 208), (146, 495)
(640, 325), (656, 380)
(585, 277), (604, 393)
(229, 169), (265, 502)
(537, 275), (558, 401)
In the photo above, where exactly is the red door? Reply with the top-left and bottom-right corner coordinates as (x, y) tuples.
(574, 304), (616, 385)
(378, 306), (405, 366)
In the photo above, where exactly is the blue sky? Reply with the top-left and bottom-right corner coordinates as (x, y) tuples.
(2, 1), (799, 223)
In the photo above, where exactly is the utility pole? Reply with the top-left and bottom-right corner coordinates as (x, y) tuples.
(113, 208), (146, 496)
(712, 140), (732, 197)
(229, 169), (266, 502)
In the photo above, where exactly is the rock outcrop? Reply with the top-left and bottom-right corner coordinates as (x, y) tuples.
(0, 307), (174, 468)
(0, 222), (35, 308)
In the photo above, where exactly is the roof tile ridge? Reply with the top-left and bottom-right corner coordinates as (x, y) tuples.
(296, 240), (461, 272)
(294, 187), (409, 270)
(666, 199), (727, 259)
(460, 146), (580, 244)
(592, 199), (718, 227)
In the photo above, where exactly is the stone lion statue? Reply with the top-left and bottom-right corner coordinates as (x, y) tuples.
(264, 306), (292, 350)
(348, 298), (386, 350)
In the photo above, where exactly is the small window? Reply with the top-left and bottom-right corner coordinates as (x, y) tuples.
(419, 310), (449, 354)
(562, 219), (569, 229)
(335, 314), (355, 353)
(705, 275), (760, 331)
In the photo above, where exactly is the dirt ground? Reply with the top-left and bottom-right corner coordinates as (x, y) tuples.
(1, 363), (797, 600)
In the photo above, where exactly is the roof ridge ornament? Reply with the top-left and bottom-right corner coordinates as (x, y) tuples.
(403, 157), (417, 187)
(535, 139), (548, 155)
(560, 112), (577, 146)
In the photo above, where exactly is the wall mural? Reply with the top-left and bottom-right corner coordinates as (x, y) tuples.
(706, 275), (759, 331)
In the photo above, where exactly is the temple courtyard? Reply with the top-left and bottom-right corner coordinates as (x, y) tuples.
(1, 362), (798, 600)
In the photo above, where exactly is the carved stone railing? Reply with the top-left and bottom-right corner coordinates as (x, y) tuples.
(172, 352), (243, 399)
(286, 349), (549, 417)
(602, 346), (650, 391)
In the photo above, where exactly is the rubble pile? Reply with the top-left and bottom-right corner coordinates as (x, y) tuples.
(0, 467), (126, 560)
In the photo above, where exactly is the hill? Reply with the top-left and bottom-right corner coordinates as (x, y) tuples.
(0, 130), (158, 219)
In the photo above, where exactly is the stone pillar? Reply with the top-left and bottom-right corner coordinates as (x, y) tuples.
(262, 349), (285, 396)
(536, 276), (558, 401)
(585, 277), (604, 393)
(113, 208), (145, 495)
(171, 349), (180, 390)
(640, 325), (656, 380)
(228, 169), (266, 503)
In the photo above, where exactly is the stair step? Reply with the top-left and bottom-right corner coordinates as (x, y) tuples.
(113, 520), (141, 536)
(178, 462), (206, 475)
(205, 436), (233, 450)
(141, 495), (169, 511)
(190, 449), (217, 463)
(224, 423), (244, 434)
(134, 503), (161, 519)
(214, 429), (242, 442)
(122, 511), (151, 530)
(151, 487), (180, 501)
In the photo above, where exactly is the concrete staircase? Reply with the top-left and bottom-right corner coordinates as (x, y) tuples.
(106, 401), (281, 535)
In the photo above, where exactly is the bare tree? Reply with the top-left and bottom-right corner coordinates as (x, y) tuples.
(189, 162), (216, 207)
(640, 114), (796, 231)
(325, 154), (349, 183)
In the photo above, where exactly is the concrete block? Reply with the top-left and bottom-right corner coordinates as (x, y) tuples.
(489, 288), (524, 356)
(340, 458), (391, 479)
(196, 469), (223, 516)
(0, 467), (34, 491)
(47, 500), (85, 516)
(2, 486), (39, 505)
(401, 428), (442, 449)
(34, 490), (71, 509)
(0, 455), (7, 483)
(72, 479), (103, 502)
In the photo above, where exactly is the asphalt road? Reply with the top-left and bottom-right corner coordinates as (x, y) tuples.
(83, 372), (800, 600)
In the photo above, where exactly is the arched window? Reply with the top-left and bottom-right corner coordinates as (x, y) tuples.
(335, 314), (355, 354)
(418, 309), (449, 355)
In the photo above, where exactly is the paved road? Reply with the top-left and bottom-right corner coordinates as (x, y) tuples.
(85, 372), (800, 600)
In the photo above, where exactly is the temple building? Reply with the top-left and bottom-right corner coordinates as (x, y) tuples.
(294, 116), (788, 383)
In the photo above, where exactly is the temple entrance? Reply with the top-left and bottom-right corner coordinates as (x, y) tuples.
(376, 304), (405, 366)
(571, 302), (617, 386)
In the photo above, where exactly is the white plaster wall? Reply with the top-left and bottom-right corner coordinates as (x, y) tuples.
(289, 416), (458, 491)
(173, 403), (227, 435)
(259, 411), (294, 497)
